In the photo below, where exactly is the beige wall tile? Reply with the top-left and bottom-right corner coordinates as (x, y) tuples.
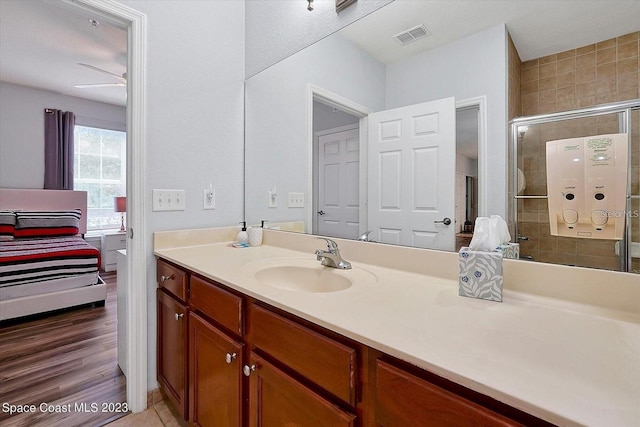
(539, 88), (557, 105)
(521, 79), (539, 94)
(597, 37), (617, 50)
(597, 47), (617, 65)
(539, 62), (557, 78)
(557, 57), (576, 73)
(617, 31), (639, 44)
(522, 66), (539, 82)
(617, 57), (638, 75)
(538, 76), (557, 91)
(556, 71), (576, 88)
(556, 87), (576, 103)
(596, 62), (617, 79)
(522, 58), (538, 69)
(576, 52), (596, 69)
(617, 41), (639, 60)
(539, 53), (557, 64)
(576, 43), (596, 55)
(557, 49), (576, 60)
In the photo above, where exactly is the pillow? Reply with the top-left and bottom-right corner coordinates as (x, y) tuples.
(14, 209), (81, 238)
(0, 210), (16, 240)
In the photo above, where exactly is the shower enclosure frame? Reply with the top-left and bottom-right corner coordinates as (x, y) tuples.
(509, 98), (640, 273)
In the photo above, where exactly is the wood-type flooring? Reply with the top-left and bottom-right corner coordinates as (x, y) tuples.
(0, 272), (128, 426)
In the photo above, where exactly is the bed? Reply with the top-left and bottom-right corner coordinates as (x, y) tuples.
(0, 188), (107, 321)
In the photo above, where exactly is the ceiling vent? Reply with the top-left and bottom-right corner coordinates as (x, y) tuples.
(393, 24), (431, 46)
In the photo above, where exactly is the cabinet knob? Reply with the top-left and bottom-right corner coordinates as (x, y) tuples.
(161, 274), (174, 283)
(174, 312), (184, 321)
(225, 353), (237, 364)
(243, 364), (256, 377)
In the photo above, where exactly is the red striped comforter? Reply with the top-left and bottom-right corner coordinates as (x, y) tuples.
(0, 236), (100, 287)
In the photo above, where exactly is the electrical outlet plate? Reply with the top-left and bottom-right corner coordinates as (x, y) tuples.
(268, 191), (277, 208)
(152, 189), (186, 211)
(288, 192), (304, 208)
(203, 188), (216, 210)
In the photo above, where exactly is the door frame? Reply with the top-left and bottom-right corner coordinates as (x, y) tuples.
(307, 84), (372, 235)
(63, 0), (148, 412)
(456, 96), (488, 218)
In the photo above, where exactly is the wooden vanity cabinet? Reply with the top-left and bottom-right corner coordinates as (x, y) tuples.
(157, 288), (189, 420)
(156, 257), (552, 427)
(189, 312), (244, 427)
(247, 351), (357, 427)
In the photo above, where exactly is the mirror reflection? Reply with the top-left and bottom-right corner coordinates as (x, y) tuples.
(244, 0), (639, 272)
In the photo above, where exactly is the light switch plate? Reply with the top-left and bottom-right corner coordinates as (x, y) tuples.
(152, 189), (186, 211)
(288, 192), (304, 208)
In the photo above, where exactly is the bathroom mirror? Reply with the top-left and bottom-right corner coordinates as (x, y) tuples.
(244, 0), (639, 269)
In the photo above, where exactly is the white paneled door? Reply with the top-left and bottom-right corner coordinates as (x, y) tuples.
(317, 127), (360, 239)
(368, 97), (456, 250)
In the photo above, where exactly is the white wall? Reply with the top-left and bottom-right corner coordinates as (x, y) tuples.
(0, 81), (126, 188)
(386, 24), (508, 219)
(245, 34), (385, 226)
(120, 0), (245, 389)
(245, 0), (393, 77)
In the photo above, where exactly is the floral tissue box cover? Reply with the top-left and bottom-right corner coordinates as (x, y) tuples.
(458, 247), (503, 302)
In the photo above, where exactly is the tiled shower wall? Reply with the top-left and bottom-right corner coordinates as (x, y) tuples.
(516, 31), (639, 272)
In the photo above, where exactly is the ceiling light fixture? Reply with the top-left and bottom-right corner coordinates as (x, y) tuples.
(88, 18), (99, 27)
(307, 0), (313, 11)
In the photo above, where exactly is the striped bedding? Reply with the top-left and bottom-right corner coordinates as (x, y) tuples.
(0, 236), (100, 291)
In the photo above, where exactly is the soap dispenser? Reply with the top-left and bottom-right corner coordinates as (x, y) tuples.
(237, 221), (249, 245)
(248, 220), (267, 247)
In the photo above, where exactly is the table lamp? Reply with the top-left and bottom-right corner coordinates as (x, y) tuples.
(114, 196), (126, 232)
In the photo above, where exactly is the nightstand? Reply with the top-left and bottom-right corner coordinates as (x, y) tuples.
(101, 231), (127, 272)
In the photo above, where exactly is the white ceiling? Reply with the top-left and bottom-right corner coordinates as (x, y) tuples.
(341, 0), (640, 65)
(0, 0), (638, 108)
(0, 0), (127, 107)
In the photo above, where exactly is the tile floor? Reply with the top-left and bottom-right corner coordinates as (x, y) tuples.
(108, 400), (184, 427)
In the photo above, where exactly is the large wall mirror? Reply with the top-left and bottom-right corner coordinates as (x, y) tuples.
(244, 0), (639, 272)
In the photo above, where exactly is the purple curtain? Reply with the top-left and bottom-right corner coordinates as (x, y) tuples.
(44, 109), (75, 190)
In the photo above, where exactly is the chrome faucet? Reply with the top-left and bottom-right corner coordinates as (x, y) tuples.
(315, 237), (352, 269)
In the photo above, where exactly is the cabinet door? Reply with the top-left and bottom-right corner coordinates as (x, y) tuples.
(157, 289), (188, 419)
(189, 312), (244, 427)
(247, 352), (356, 427)
(376, 360), (522, 427)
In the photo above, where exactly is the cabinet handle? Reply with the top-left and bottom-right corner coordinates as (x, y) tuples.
(161, 274), (174, 282)
(174, 312), (184, 321)
(243, 364), (256, 377)
(225, 353), (237, 364)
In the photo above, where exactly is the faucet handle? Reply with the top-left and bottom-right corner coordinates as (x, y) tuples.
(315, 237), (338, 251)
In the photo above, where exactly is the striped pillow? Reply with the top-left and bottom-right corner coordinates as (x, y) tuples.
(14, 209), (81, 237)
(0, 210), (16, 240)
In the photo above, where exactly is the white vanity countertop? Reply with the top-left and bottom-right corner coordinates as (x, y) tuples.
(154, 241), (640, 427)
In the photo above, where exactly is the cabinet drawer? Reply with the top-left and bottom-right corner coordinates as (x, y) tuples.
(104, 250), (118, 266)
(376, 360), (522, 427)
(190, 276), (243, 336)
(157, 259), (187, 302)
(249, 304), (357, 405)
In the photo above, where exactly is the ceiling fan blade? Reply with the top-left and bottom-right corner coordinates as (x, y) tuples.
(77, 62), (126, 82)
(75, 83), (126, 88)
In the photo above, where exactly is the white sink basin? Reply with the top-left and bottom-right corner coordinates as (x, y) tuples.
(241, 258), (376, 293)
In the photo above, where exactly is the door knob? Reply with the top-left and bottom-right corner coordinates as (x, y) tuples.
(225, 353), (237, 364)
(243, 364), (256, 377)
(317, 210), (325, 216)
(174, 312), (184, 321)
(434, 217), (452, 225)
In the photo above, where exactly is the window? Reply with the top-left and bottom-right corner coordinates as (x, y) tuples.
(74, 125), (126, 231)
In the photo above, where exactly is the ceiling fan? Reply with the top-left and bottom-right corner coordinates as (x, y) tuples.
(74, 62), (126, 89)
